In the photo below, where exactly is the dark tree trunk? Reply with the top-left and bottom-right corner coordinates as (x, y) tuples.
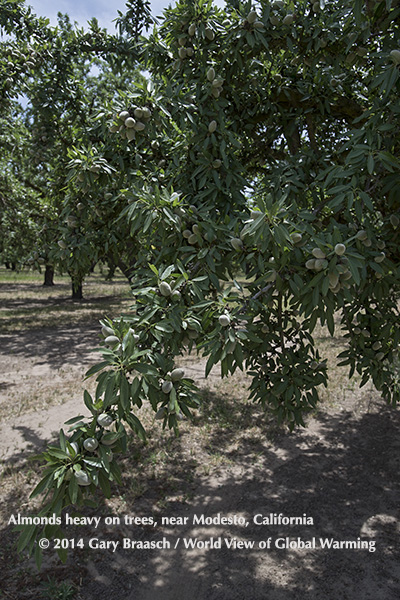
(11, 262), (16, 271)
(117, 258), (136, 282)
(43, 264), (55, 286)
(72, 282), (83, 300)
(106, 261), (116, 281)
(5, 262), (11, 269)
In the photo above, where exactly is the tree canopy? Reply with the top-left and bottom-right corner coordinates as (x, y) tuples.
(2, 0), (399, 567)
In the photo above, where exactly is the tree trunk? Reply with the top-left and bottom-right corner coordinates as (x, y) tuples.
(43, 264), (55, 286)
(11, 262), (16, 271)
(117, 258), (136, 282)
(72, 281), (83, 300)
(106, 260), (116, 281)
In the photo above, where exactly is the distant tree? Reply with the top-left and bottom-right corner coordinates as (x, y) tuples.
(0, 0), (150, 295)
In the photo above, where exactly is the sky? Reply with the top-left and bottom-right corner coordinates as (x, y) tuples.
(24, 0), (205, 31)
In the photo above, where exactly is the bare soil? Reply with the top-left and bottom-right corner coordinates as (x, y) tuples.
(0, 277), (399, 600)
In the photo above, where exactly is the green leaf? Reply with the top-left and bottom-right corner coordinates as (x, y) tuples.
(125, 412), (146, 441)
(83, 390), (94, 414)
(120, 375), (131, 411)
(68, 472), (79, 504)
(30, 472), (54, 499)
(17, 524), (37, 553)
(131, 363), (159, 377)
(85, 361), (111, 379)
(98, 469), (111, 498)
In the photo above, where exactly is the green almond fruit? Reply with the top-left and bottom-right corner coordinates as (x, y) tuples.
(335, 243), (346, 256)
(231, 237), (243, 251)
(119, 110), (129, 121)
(312, 247), (326, 259)
(372, 341), (381, 351)
(253, 21), (265, 30)
(291, 232), (302, 244)
(375, 352), (385, 361)
(219, 314), (231, 327)
(171, 290), (181, 302)
(390, 214), (399, 228)
(105, 335), (120, 346)
(102, 325), (114, 337)
(389, 49), (400, 64)
(125, 117), (136, 128)
(363, 238), (372, 247)
(340, 271), (352, 281)
(155, 407), (167, 420)
(192, 224), (200, 234)
(208, 120), (217, 133)
(101, 433), (118, 446)
(374, 252), (385, 263)
(142, 107), (151, 120)
(162, 380), (173, 394)
(170, 368), (185, 382)
(134, 108), (143, 119)
(283, 14), (295, 25)
(97, 413), (114, 428)
(159, 282), (172, 297)
(314, 259), (328, 271)
(205, 27), (215, 40)
(126, 129), (135, 141)
(328, 273), (339, 288)
(355, 230), (368, 241)
(207, 67), (215, 81)
(58, 240), (67, 249)
(183, 229), (192, 238)
(188, 234), (198, 245)
(74, 470), (91, 486)
(305, 259), (316, 270)
(178, 47), (187, 59)
(212, 159), (222, 168)
(134, 121), (145, 131)
(188, 23), (196, 36)
(247, 10), (258, 24)
(83, 438), (99, 452)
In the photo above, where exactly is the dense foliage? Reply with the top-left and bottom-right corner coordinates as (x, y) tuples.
(2, 0), (399, 567)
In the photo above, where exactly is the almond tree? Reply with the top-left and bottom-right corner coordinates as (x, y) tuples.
(0, 0), (149, 295)
(15, 0), (400, 566)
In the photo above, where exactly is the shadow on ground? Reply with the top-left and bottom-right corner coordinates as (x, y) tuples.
(1, 389), (399, 600)
(0, 325), (102, 370)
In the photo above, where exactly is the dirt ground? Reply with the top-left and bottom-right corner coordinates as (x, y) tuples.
(0, 288), (399, 599)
